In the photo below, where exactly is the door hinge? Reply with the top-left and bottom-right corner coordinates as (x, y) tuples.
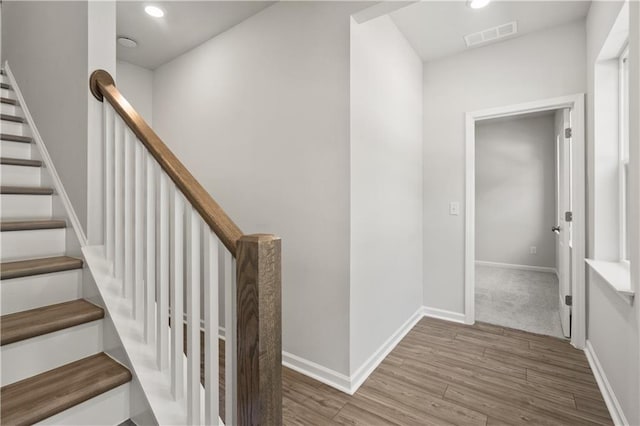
(565, 128), (572, 138)
(565, 295), (573, 306)
(565, 211), (573, 222)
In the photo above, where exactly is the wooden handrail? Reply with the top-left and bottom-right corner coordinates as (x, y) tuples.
(91, 69), (282, 424)
(90, 69), (243, 255)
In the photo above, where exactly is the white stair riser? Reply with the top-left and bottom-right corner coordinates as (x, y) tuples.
(0, 140), (31, 159)
(0, 320), (103, 386)
(36, 383), (130, 426)
(1, 164), (41, 186)
(0, 89), (16, 100)
(0, 120), (29, 136)
(1, 103), (22, 116)
(0, 194), (52, 218)
(1, 88), (15, 99)
(1, 269), (82, 314)
(0, 75), (9, 84)
(0, 228), (66, 261)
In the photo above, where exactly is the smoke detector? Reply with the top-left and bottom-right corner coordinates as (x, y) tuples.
(464, 21), (518, 48)
(117, 37), (138, 48)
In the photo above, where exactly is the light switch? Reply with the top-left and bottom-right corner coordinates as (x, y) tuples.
(449, 202), (460, 216)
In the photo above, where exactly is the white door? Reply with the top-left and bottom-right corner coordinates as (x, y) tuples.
(555, 108), (572, 338)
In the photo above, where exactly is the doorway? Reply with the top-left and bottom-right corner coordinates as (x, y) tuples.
(474, 110), (566, 338)
(464, 94), (586, 349)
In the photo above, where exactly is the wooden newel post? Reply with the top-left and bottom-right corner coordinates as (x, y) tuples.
(236, 234), (282, 425)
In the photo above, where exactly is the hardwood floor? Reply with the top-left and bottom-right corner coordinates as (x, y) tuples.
(209, 317), (611, 425)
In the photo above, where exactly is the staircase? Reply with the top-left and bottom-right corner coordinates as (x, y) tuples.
(0, 70), (133, 425)
(0, 64), (282, 425)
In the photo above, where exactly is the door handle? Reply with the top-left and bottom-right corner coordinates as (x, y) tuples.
(552, 226), (561, 234)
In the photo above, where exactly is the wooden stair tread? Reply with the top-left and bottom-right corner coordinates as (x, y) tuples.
(0, 83), (11, 90)
(0, 97), (17, 105)
(0, 114), (23, 123)
(0, 157), (41, 167)
(0, 134), (31, 143)
(1, 299), (104, 346)
(1, 219), (65, 232)
(0, 353), (131, 426)
(0, 186), (53, 195)
(1, 255), (83, 280)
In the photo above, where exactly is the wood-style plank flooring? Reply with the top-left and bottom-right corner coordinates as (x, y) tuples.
(1, 353), (131, 425)
(209, 317), (611, 425)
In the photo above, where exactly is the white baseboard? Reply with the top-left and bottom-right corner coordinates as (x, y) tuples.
(4, 62), (87, 247)
(219, 325), (353, 394)
(281, 306), (466, 395)
(282, 351), (352, 394)
(171, 304), (486, 397)
(349, 307), (424, 394)
(584, 341), (628, 426)
(421, 306), (467, 324)
(475, 260), (557, 274)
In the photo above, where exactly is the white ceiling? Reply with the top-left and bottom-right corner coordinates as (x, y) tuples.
(116, 1), (274, 69)
(390, 1), (591, 62)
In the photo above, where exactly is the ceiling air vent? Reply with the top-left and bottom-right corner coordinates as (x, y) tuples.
(464, 21), (518, 48)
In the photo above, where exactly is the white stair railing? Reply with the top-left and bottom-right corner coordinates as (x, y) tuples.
(91, 70), (282, 426)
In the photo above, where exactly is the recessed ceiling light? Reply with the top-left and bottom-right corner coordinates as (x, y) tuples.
(145, 5), (165, 18)
(117, 37), (138, 48)
(468, 0), (491, 9)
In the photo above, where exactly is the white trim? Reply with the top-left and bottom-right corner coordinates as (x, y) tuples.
(349, 308), (423, 393)
(4, 62), (88, 246)
(465, 93), (586, 349)
(584, 341), (628, 426)
(422, 306), (467, 324)
(585, 259), (634, 303)
(475, 260), (557, 274)
(466, 94), (581, 121)
(465, 113), (476, 326)
(282, 351), (352, 394)
(619, 43), (630, 263)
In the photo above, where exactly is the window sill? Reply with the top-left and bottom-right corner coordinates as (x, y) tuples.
(585, 259), (634, 303)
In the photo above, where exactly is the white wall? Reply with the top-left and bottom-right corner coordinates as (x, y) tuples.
(116, 60), (153, 124)
(349, 15), (423, 373)
(152, 2), (366, 375)
(422, 21), (586, 313)
(475, 114), (556, 269)
(87, 1), (117, 245)
(2, 1), (89, 231)
(585, 2), (640, 424)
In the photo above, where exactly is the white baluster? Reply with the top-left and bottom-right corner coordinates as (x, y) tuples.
(186, 207), (201, 424)
(204, 229), (219, 425)
(224, 251), (237, 426)
(157, 173), (170, 370)
(134, 142), (144, 320)
(170, 187), (184, 400)
(104, 104), (114, 262)
(124, 129), (135, 301)
(145, 153), (156, 344)
(114, 118), (124, 282)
